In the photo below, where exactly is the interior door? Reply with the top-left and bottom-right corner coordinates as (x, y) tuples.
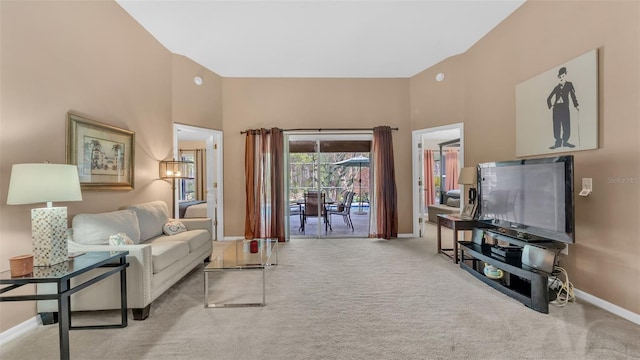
(411, 125), (464, 237)
(206, 136), (217, 240)
(174, 124), (224, 241)
(417, 141), (426, 237)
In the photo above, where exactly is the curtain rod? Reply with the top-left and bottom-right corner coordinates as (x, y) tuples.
(240, 127), (399, 134)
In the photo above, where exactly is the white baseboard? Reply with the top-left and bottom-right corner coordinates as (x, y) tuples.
(0, 316), (41, 347)
(574, 288), (640, 325)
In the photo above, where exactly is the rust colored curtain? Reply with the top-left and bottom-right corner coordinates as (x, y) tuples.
(445, 150), (459, 191)
(244, 128), (285, 241)
(368, 126), (398, 239)
(195, 149), (206, 201)
(424, 150), (435, 206)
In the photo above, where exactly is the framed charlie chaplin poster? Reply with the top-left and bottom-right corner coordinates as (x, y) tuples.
(515, 49), (598, 157)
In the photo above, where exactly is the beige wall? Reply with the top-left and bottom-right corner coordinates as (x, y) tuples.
(172, 54), (223, 130)
(222, 78), (413, 236)
(0, 1), (221, 331)
(1, 0), (638, 334)
(411, 0), (640, 314)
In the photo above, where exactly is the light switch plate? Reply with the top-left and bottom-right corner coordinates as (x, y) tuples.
(582, 178), (592, 191)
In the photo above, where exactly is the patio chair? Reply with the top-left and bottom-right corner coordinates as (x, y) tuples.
(302, 191), (329, 232)
(290, 203), (303, 232)
(328, 191), (355, 231)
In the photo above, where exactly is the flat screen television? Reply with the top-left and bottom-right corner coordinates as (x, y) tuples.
(476, 155), (575, 244)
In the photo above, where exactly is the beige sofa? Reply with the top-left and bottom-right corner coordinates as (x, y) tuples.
(37, 201), (212, 320)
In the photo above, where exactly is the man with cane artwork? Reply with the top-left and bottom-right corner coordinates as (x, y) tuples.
(547, 66), (580, 149)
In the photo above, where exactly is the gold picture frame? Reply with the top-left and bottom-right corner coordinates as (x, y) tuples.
(67, 111), (135, 190)
(462, 203), (476, 218)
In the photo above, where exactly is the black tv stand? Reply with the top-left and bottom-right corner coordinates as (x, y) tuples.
(458, 228), (555, 313)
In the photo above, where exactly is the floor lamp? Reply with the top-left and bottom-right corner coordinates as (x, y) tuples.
(159, 160), (194, 218)
(6, 163), (83, 268)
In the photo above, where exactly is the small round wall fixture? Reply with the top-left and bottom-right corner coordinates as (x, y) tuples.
(194, 76), (203, 86)
(435, 73), (445, 82)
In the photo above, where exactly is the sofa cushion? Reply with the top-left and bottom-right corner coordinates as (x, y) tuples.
(146, 240), (190, 274)
(126, 201), (170, 242)
(148, 230), (211, 253)
(72, 209), (141, 245)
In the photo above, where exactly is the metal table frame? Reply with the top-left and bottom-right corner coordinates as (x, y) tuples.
(0, 251), (129, 360)
(204, 239), (277, 308)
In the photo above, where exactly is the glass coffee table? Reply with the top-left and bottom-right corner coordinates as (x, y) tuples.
(204, 239), (278, 308)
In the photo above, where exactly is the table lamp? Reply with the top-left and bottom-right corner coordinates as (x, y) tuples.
(458, 166), (477, 204)
(7, 163), (83, 266)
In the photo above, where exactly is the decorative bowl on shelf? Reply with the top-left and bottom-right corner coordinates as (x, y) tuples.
(483, 263), (504, 279)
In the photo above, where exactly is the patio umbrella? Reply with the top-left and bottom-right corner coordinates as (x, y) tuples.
(333, 156), (369, 215)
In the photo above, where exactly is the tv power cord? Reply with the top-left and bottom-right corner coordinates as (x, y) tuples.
(549, 266), (575, 307)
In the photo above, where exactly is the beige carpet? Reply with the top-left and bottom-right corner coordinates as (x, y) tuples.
(1, 228), (639, 360)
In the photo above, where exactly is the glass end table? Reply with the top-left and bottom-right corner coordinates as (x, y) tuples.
(0, 251), (129, 360)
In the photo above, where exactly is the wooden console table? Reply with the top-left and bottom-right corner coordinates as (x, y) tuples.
(436, 214), (476, 264)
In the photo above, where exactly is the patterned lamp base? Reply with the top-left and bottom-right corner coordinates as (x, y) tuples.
(31, 207), (68, 266)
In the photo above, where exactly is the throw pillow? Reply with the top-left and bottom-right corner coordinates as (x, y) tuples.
(163, 220), (187, 236)
(446, 198), (460, 207)
(109, 233), (134, 246)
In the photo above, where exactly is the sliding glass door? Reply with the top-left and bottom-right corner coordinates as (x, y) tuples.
(285, 132), (372, 239)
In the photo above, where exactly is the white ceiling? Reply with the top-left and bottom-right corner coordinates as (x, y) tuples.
(116, 0), (525, 78)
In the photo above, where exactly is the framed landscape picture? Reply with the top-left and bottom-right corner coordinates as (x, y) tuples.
(67, 112), (135, 190)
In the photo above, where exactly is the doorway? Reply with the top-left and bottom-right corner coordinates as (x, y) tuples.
(285, 132), (372, 239)
(173, 124), (224, 241)
(411, 124), (464, 237)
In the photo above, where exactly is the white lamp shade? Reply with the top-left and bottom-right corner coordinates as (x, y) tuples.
(458, 167), (476, 185)
(7, 163), (83, 205)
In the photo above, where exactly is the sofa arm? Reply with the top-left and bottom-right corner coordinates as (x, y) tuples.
(178, 217), (213, 236)
(67, 240), (154, 307)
